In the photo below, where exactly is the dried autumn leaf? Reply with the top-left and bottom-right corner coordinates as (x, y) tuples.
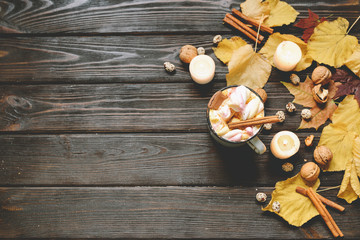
(333, 68), (360, 107)
(294, 9), (327, 43)
(213, 37), (247, 65)
(282, 77), (337, 130)
(354, 137), (360, 178)
(259, 32), (313, 71)
(226, 44), (272, 89)
(240, 0), (270, 21)
(262, 173), (320, 227)
(307, 17), (358, 68)
(264, 0), (299, 27)
(345, 45), (360, 77)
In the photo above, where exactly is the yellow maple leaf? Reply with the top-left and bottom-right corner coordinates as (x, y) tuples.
(259, 32), (313, 71)
(263, 173), (320, 227)
(240, 0), (270, 21)
(337, 136), (360, 203)
(264, 0), (299, 27)
(226, 44), (272, 89)
(353, 137), (360, 177)
(307, 17), (358, 68)
(213, 37), (247, 65)
(345, 45), (360, 77)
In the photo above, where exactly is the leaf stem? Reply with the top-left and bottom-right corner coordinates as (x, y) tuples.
(254, 14), (264, 52)
(346, 15), (360, 34)
(317, 185), (341, 193)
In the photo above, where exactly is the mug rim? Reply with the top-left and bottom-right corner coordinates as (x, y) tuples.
(206, 85), (265, 145)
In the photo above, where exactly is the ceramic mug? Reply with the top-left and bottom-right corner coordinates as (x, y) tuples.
(206, 85), (266, 154)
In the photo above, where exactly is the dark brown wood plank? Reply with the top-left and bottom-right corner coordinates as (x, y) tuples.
(0, 187), (357, 239)
(0, 82), (324, 133)
(0, 0), (358, 34)
(0, 132), (344, 187)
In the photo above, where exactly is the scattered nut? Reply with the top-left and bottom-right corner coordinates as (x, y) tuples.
(301, 109), (312, 120)
(300, 162), (320, 183)
(256, 192), (267, 203)
(314, 145), (333, 167)
(197, 47), (205, 55)
(285, 102), (296, 113)
(276, 111), (285, 122)
(213, 35), (222, 44)
(255, 88), (267, 102)
(290, 73), (300, 85)
(179, 45), (198, 63)
(163, 62), (176, 73)
(272, 201), (281, 213)
(282, 162), (294, 172)
(312, 84), (329, 104)
(263, 123), (272, 130)
(311, 66), (332, 86)
(305, 135), (314, 147)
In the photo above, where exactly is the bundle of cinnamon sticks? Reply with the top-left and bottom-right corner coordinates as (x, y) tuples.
(223, 8), (274, 44)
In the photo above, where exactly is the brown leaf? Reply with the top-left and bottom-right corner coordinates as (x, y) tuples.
(282, 77), (338, 130)
(333, 68), (360, 106)
(294, 9), (327, 43)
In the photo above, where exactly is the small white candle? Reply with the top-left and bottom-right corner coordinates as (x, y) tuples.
(189, 55), (215, 84)
(273, 41), (302, 72)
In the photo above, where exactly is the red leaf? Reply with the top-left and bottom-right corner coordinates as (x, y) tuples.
(294, 9), (327, 42)
(333, 68), (360, 106)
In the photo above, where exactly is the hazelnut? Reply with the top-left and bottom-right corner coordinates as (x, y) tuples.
(256, 192), (267, 203)
(305, 135), (314, 147)
(290, 73), (300, 85)
(163, 62), (176, 73)
(197, 47), (205, 55)
(314, 145), (333, 167)
(272, 201), (281, 213)
(282, 162), (294, 172)
(276, 111), (285, 122)
(213, 35), (222, 44)
(263, 123), (272, 130)
(285, 102), (296, 113)
(311, 66), (332, 86)
(255, 88), (267, 102)
(312, 84), (328, 104)
(179, 45), (197, 63)
(301, 109), (312, 120)
(300, 162), (320, 183)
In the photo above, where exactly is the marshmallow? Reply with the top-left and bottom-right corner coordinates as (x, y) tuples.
(223, 129), (243, 142)
(242, 97), (264, 120)
(228, 86), (250, 112)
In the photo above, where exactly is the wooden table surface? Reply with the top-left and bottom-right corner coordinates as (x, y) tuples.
(0, 0), (360, 239)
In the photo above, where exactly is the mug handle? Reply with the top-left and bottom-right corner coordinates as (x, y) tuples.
(247, 136), (266, 154)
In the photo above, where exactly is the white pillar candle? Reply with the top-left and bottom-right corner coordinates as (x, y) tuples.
(273, 41), (302, 72)
(189, 55), (215, 84)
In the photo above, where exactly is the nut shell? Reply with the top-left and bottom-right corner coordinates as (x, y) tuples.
(179, 45), (197, 63)
(300, 162), (320, 183)
(290, 73), (300, 85)
(311, 66), (332, 86)
(312, 84), (328, 104)
(305, 135), (314, 147)
(255, 88), (267, 102)
(314, 145), (333, 166)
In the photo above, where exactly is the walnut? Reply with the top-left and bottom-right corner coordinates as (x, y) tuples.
(276, 111), (285, 122)
(301, 109), (312, 120)
(290, 73), (300, 85)
(285, 102), (296, 113)
(282, 162), (294, 172)
(255, 88), (267, 102)
(197, 47), (205, 55)
(213, 35), (222, 44)
(263, 123), (272, 130)
(256, 192), (267, 203)
(312, 84), (328, 104)
(305, 135), (314, 147)
(314, 145), (333, 167)
(163, 62), (176, 73)
(311, 66), (332, 86)
(179, 45), (197, 63)
(300, 162), (320, 183)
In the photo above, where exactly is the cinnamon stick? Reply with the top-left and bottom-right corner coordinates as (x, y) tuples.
(306, 188), (343, 238)
(223, 16), (261, 44)
(296, 187), (345, 212)
(232, 8), (274, 34)
(225, 13), (264, 41)
(228, 115), (280, 129)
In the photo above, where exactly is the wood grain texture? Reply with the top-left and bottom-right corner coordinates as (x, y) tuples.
(0, 82), (326, 132)
(0, 187), (358, 239)
(0, 0), (359, 34)
(0, 132), (344, 186)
